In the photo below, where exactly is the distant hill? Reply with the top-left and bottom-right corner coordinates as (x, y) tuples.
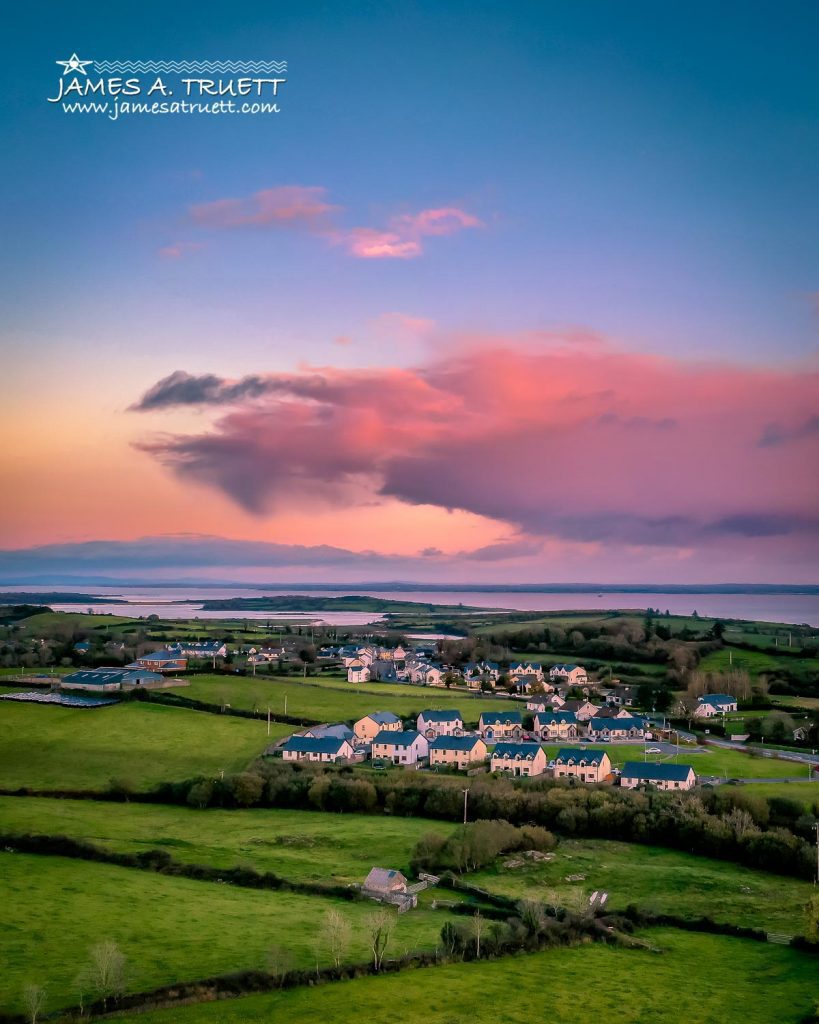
(0, 604), (54, 622)
(198, 594), (487, 613)
(0, 592), (116, 604)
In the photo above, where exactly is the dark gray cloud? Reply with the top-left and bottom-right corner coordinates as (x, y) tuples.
(0, 536), (401, 574)
(757, 416), (819, 447)
(132, 371), (273, 411)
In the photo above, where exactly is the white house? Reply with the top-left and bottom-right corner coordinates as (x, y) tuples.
(416, 709), (463, 738)
(371, 730), (429, 765)
(347, 659), (372, 683)
(693, 693), (738, 718)
(281, 735), (354, 763)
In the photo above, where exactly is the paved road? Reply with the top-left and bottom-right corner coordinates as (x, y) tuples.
(705, 735), (819, 766)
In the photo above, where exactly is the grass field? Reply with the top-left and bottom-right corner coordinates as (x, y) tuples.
(0, 852), (453, 1014)
(698, 646), (819, 680)
(538, 742), (804, 779)
(0, 797), (447, 883)
(113, 929), (819, 1024)
(738, 781), (819, 810)
(0, 701), (282, 791)
(182, 674), (509, 724)
(467, 837), (814, 933)
(773, 695), (819, 711)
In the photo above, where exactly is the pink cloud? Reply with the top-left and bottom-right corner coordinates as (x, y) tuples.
(133, 336), (819, 577)
(183, 185), (480, 259)
(371, 312), (437, 339)
(158, 241), (205, 260)
(344, 228), (422, 259)
(392, 207), (482, 237)
(189, 186), (340, 230)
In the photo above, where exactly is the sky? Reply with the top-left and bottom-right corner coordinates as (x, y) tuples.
(1, 0), (818, 584)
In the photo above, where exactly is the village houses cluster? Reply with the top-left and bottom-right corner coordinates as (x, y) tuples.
(279, 701), (697, 790)
(51, 636), (725, 792)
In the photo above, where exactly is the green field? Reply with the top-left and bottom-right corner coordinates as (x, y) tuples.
(698, 646), (819, 680)
(0, 797), (446, 883)
(113, 929), (819, 1024)
(0, 701), (282, 791)
(738, 781), (819, 810)
(182, 674), (509, 724)
(0, 852), (453, 1014)
(538, 742), (808, 779)
(467, 837), (814, 933)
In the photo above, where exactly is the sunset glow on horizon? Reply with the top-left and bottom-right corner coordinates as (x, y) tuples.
(2, 1), (818, 583)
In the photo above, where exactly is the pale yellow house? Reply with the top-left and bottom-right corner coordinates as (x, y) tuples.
(354, 710), (402, 741)
(490, 741), (548, 777)
(552, 747), (611, 783)
(428, 735), (487, 770)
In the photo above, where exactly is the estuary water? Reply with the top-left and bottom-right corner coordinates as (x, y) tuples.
(3, 586), (818, 626)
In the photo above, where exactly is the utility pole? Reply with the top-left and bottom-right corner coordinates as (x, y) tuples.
(284, 693), (288, 716)
(814, 823), (818, 886)
(267, 706), (271, 737)
(462, 788), (469, 825)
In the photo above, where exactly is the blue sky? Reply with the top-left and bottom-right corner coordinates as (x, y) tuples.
(1, 1), (817, 582)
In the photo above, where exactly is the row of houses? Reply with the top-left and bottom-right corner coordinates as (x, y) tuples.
(280, 726), (695, 790)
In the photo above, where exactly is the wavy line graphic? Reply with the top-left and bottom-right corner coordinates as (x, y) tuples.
(93, 61), (287, 73)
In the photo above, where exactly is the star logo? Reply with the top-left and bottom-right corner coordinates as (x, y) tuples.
(56, 53), (93, 76)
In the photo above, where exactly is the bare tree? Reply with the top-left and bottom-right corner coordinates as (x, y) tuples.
(22, 984), (46, 1024)
(267, 944), (294, 987)
(472, 911), (485, 958)
(84, 940), (127, 1008)
(321, 908), (352, 968)
(366, 909), (394, 972)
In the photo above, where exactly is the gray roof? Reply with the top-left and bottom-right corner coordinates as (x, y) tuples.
(367, 711), (402, 724)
